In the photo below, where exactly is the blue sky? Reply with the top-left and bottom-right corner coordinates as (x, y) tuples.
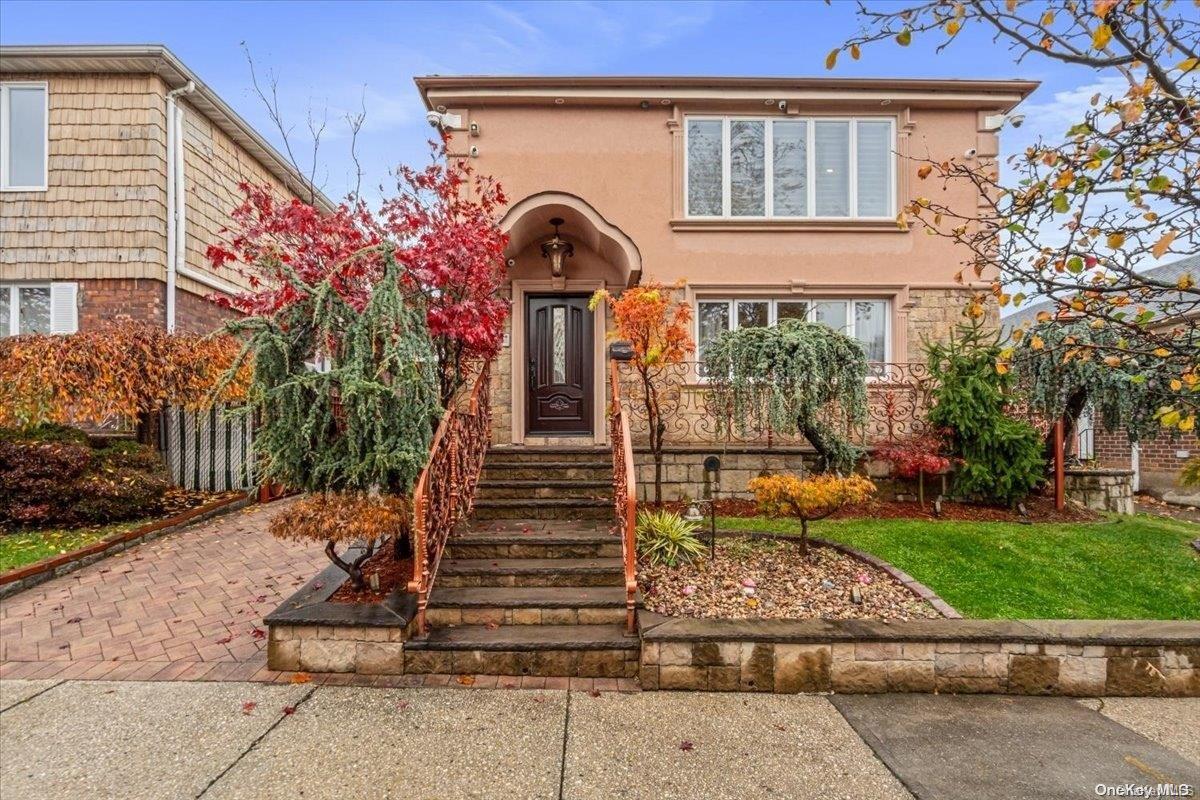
(1, 0), (1102, 204)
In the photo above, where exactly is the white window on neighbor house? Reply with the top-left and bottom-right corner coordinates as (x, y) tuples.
(0, 283), (77, 336)
(0, 82), (49, 191)
(685, 116), (895, 220)
(696, 298), (890, 370)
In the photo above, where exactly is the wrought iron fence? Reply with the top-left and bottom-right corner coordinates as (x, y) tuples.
(159, 405), (255, 492)
(612, 360), (939, 448)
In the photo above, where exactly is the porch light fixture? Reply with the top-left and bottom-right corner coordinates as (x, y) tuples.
(540, 217), (574, 278)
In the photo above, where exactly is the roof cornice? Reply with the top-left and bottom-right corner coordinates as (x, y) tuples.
(414, 74), (1039, 112)
(0, 44), (336, 212)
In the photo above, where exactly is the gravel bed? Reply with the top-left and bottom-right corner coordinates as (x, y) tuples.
(638, 537), (940, 621)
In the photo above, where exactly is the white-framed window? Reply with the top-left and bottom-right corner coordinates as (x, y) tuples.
(685, 116), (895, 220)
(1, 82), (49, 191)
(696, 297), (890, 369)
(1, 283), (77, 336)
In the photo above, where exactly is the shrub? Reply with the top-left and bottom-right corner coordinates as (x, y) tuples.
(925, 316), (1045, 507)
(636, 509), (706, 567)
(1182, 457), (1200, 488)
(749, 472), (876, 554)
(269, 492), (410, 590)
(874, 432), (952, 506)
(0, 427), (169, 527)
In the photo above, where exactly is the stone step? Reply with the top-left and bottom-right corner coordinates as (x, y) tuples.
(404, 624), (638, 677)
(426, 586), (628, 626)
(437, 557), (624, 587)
(482, 463), (612, 481)
(446, 528), (621, 559)
(477, 479), (612, 501)
(486, 447), (610, 465)
(473, 498), (612, 521)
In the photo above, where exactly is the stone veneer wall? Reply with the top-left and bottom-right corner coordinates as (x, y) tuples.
(639, 617), (1200, 696)
(268, 623), (411, 675)
(632, 447), (818, 502)
(1064, 468), (1135, 515)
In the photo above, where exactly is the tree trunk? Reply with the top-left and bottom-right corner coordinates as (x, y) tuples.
(798, 518), (809, 556)
(325, 538), (377, 591)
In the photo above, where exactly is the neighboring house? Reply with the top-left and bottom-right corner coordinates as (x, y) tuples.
(0, 44), (333, 338)
(1002, 256), (1199, 493)
(415, 75), (1036, 496)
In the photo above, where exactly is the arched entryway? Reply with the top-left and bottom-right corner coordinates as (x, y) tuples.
(499, 191), (641, 445)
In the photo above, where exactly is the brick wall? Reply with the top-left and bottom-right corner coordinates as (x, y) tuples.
(1092, 418), (1196, 490)
(76, 277), (234, 334)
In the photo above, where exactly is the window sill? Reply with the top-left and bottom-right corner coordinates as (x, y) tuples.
(670, 218), (905, 233)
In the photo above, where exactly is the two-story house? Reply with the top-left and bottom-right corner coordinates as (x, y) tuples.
(0, 44), (332, 337)
(415, 75), (1036, 499)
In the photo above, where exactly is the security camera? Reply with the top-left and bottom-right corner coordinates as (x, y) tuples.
(425, 110), (463, 130)
(777, 100), (788, 112)
(964, 147), (978, 159)
(469, 121), (482, 136)
(468, 145), (480, 157)
(1009, 114), (1025, 128)
(983, 112), (1025, 131)
(506, 258), (516, 268)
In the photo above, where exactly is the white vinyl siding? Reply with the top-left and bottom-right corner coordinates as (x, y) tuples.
(696, 297), (890, 364)
(2, 282), (77, 336)
(1, 82), (49, 191)
(685, 116), (895, 220)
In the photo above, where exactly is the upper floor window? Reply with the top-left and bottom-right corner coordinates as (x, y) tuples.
(685, 116), (894, 219)
(1, 283), (77, 336)
(1, 82), (49, 191)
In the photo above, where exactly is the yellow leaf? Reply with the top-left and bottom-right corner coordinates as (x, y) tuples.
(1106, 232), (1125, 249)
(1179, 58), (1199, 74)
(825, 49), (839, 70)
(1006, 0), (1017, 10)
(1093, 0), (1118, 17)
(1149, 230), (1176, 259)
(1103, 355), (1122, 367)
(1181, 416), (1196, 433)
(1092, 23), (1112, 49)
(1030, 336), (1045, 350)
(896, 28), (912, 46)
(850, 43), (861, 60)
(995, 362), (1009, 375)
(1176, 273), (1195, 290)
(1160, 409), (1182, 428)
(1041, 10), (1055, 25)
(917, 164), (933, 179)
(945, 19), (961, 36)
(1153, 348), (1171, 357)
(1170, 379), (1183, 392)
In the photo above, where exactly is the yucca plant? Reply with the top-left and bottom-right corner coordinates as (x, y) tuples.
(636, 509), (706, 567)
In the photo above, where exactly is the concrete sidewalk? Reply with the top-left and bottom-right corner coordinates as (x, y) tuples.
(3, 680), (1197, 800)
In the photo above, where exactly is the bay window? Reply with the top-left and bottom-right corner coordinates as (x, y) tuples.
(685, 116), (894, 219)
(696, 297), (890, 369)
(1, 82), (49, 191)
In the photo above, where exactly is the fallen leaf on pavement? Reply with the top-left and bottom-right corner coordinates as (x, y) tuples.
(281, 705), (296, 715)
(680, 740), (695, 752)
(290, 672), (312, 684)
(241, 701), (257, 715)
(456, 675), (476, 686)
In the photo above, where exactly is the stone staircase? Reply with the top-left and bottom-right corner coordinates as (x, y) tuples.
(471, 446), (613, 520)
(404, 447), (638, 678)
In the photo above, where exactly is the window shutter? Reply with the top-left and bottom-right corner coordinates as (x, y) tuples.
(49, 282), (78, 334)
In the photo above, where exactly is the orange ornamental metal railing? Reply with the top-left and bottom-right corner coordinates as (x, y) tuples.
(608, 358), (638, 634)
(408, 361), (492, 635)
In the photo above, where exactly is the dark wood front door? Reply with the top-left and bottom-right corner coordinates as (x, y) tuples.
(526, 295), (593, 435)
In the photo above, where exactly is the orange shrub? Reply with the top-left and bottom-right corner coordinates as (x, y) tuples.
(748, 472), (876, 553)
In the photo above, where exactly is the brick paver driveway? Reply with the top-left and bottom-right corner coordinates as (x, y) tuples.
(0, 499), (325, 683)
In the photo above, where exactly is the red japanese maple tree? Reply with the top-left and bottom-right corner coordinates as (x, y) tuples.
(208, 138), (509, 404)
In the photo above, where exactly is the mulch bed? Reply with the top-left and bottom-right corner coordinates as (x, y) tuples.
(328, 545), (413, 604)
(664, 492), (1099, 523)
(638, 536), (940, 622)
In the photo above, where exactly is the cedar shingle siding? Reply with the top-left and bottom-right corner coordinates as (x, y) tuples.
(1, 70), (301, 332)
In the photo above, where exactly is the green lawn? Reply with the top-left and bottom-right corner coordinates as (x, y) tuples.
(0, 519), (153, 573)
(717, 514), (1200, 620)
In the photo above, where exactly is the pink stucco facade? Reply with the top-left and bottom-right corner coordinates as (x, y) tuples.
(416, 76), (1037, 446)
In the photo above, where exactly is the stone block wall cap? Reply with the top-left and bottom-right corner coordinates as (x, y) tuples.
(1063, 467), (1135, 477)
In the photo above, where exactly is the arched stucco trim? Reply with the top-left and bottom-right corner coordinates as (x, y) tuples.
(501, 190), (642, 286)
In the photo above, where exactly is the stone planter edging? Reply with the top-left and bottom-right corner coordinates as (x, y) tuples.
(264, 554), (418, 675)
(0, 493), (252, 599)
(637, 614), (1200, 696)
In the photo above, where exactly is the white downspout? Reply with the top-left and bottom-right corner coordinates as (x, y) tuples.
(165, 81), (195, 333)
